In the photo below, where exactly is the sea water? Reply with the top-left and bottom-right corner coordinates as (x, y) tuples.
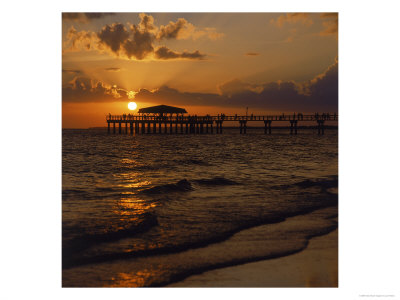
(62, 128), (338, 287)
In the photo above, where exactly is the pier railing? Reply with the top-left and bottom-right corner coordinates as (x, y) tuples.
(106, 114), (338, 122)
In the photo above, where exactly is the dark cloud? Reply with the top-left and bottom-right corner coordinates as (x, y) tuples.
(124, 23), (155, 60)
(135, 86), (224, 107)
(104, 67), (121, 72)
(98, 23), (130, 53)
(62, 69), (81, 74)
(218, 79), (262, 96)
(64, 13), (213, 60)
(154, 46), (206, 60)
(245, 52), (260, 56)
(62, 13), (115, 23)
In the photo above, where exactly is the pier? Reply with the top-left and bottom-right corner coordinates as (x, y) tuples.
(106, 105), (337, 135)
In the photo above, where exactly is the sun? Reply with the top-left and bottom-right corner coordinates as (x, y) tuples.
(128, 102), (137, 110)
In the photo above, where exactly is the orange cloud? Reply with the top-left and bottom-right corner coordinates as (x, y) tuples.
(320, 13), (338, 38)
(270, 13), (313, 28)
(157, 18), (224, 41)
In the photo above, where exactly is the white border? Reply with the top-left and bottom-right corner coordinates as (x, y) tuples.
(2, 1), (399, 299)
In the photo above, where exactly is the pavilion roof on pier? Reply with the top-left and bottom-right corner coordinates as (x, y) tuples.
(138, 105), (187, 114)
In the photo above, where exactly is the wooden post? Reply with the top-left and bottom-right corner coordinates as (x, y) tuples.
(118, 122), (121, 134)
(243, 121), (246, 134)
(130, 122), (133, 134)
(240, 121), (243, 134)
(147, 122), (151, 134)
(113, 122), (116, 134)
(170, 121), (173, 134)
(294, 120), (298, 135)
(269, 121), (272, 134)
(185, 122), (188, 134)
(125, 122), (128, 134)
(141, 122), (145, 134)
(210, 122), (214, 134)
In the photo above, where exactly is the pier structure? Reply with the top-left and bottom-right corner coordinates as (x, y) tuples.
(106, 105), (337, 135)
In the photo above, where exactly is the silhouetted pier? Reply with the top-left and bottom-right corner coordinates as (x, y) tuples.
(106, 113), (338, 135)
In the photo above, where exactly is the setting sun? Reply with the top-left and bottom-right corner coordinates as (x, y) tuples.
(128, 102), (137, 110)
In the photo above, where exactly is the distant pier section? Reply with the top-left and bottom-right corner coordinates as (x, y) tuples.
(106, 105), (338, 135)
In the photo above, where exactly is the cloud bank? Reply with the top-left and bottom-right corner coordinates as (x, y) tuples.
(63, 59), (338, 112)
(62, 77), (122, 103)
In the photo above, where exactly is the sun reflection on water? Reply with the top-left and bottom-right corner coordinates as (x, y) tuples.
(107, 269), (155, 287)
(115, 198), (157, 216)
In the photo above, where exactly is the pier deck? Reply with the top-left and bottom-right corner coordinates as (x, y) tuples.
(106, 113), (338, 135)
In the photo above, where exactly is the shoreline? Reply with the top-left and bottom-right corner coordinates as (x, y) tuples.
(168, 228), (338, 287)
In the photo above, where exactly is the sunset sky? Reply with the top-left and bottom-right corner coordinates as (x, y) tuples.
(62, 12), (338, 128)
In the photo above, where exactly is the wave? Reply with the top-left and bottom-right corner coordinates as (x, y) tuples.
(62, 194), (337, 270)
(140, 179), (193, 194)
(140, 177), (239, 195)
(62, 207), (338, 288)
(172, 158), (209, 166)
(158, 223), (338, 287)
(62, 212), (158, 268)
(274, 175), (338, 192)
(193, 177), (238, 186)
(294, 176), (337, 189)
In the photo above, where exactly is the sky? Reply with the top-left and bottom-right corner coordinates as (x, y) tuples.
(62, 12), (338, 128)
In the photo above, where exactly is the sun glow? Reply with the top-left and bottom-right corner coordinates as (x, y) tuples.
(128, 102), (137, 110)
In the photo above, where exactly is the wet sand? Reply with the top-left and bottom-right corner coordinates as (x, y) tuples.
(168, 228), (338, 287)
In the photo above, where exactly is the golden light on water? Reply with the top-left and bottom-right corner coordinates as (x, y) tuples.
(128, 102), (137, 110)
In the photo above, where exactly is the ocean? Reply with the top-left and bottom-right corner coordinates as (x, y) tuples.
(62, 128), (338, 287)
